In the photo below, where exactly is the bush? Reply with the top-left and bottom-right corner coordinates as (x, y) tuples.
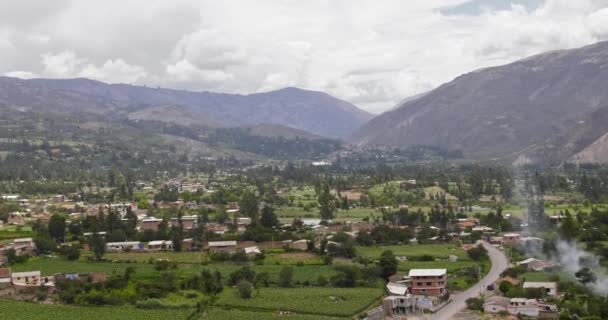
(278, 266), (294, 288)
(237, 280), (253, 299)
(465, 297), (484, 311)
(136, 298), (163, 309)
(467, 246), (488, 261)
(58, 245), (81, 261)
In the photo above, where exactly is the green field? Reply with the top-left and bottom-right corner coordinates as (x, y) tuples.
(106, 251), (208, 264)
(356, 244), (468, 260)
(12, 257), (338, 283)
(0, 299), (343, 320)
(216, 287), (383, 317)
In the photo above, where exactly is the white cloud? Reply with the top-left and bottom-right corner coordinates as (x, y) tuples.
(1, 0), (608, 113)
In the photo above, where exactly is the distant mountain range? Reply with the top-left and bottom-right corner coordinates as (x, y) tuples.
(0, 77), (371, 139)
(352, 41), (608, 164)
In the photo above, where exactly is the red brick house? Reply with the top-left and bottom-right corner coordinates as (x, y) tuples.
(409, 269), (447, 296)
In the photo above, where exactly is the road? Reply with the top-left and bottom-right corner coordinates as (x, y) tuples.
(430, 242), (509, 320)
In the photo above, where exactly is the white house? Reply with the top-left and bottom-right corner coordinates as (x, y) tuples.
(106, 241), (143, 252)
(11, 271), (41, 287)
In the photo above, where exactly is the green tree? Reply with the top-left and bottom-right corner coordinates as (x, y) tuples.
(378, 250), (398, 280)
(90, 234), (106, 261)
(240, 191), (259, 223)
(237, 280), (253, 299)
(48, 214), (67, 242)
(318, 184), (335, 221)
(260, 205), (278, 228)
(278, 266), (294, 288)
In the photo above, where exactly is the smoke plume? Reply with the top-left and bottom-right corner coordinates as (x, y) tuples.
(556, 240), (608, 296)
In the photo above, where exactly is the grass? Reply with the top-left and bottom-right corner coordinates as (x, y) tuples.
(356, 244), (469, 260)
(106, 251), (208, 264)
(216, 287), (383, 317)
(0, 299), (344, 320)
(519, 272), (574, 283)
(13, 257), (338, 283)
(264, 252), (324, 265)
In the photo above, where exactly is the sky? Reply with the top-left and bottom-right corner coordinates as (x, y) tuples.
(1, 0), (608, 114)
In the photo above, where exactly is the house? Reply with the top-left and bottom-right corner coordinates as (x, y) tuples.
(148, 240), (173, 251)
(523, 282), (558, 296)
(509, 298), (541, 317)
(538, 302), (559, 319)
(521, 237), (545, 250)
(10, 238), (36, 256)
(517, 258), (559, 272)
(408, 269), (447, 296)
(139, 217), (163, 231)
(243, 246), (261, 255)
(7, 212), (26, 225)
(1, 194), (19, 201)
(0, 267), (11, 288)
(11, 271), (42, 287)
(472, 226), (493, 233)
(182, 238), (194, 251)
(206, 223), (227, 235)
(106, 241), (144, 252)
(484, 296), (510, 314)
(386, 280), (410, 296)
(503, 233), (521, 245)
(207, 241), (238, 254)
(170, 215), (197, 230)
(290, 239), (310, 251)
(383, 295), (415, 317)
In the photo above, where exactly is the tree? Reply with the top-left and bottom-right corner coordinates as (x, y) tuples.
(187, 295), (217, 320)
(318, 184), (335, 221)
(465, 297), (484, 311)
(378, 250), (398, 280)
(575, 267), (597, 285)
(499, 281), (512, 295)
(240, 191), (259, 222)
(58, 245), (81, 261)
(260, 205), (278, 228)
(90, 234), (106, 261)
(237, 280), (253, 299)
(467, 245), (488, 261)
(48, 214), (67, 242)
(278, 266), (294, 288)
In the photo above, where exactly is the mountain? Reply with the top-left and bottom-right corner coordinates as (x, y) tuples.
(0, 77), (349, 163)
(11, 78), (372, 138)
(352, 41), (608, 163)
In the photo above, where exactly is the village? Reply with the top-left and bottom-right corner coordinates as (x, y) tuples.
(0, 172), (577, 320)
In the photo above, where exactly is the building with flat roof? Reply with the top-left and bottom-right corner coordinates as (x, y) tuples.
(408, 269), (447, 296)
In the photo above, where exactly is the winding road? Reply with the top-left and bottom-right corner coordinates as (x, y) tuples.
(430, 242), (509, 320)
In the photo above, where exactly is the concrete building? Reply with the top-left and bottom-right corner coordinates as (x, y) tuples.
(106, 241), (144, 252)
(207, 241), (238, 253)
(408, 269), (447, 296)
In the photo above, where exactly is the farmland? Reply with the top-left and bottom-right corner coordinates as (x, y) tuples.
(0, 299), (344, 320)
(215, 287), (384, 317)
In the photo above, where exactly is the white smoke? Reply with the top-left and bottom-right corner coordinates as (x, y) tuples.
(556, 240), (608, 296)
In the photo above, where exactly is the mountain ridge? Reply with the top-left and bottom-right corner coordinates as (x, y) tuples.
(352, 41), (608, 163)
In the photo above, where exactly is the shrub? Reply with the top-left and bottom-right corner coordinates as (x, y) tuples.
(237, 280), (253, 299)
(465, 297), (484, 311)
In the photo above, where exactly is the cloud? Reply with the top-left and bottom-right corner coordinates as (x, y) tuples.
(1, 0), (608, 113)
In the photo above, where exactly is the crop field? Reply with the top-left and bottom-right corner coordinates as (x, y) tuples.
(216, 287), (383, 317)
(12, 257), (338, 283)
(356, 244), (469, 260)
(106, 251), (208, 264)
(264, 252), (324, 265)
(0, 299), (344, 320)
